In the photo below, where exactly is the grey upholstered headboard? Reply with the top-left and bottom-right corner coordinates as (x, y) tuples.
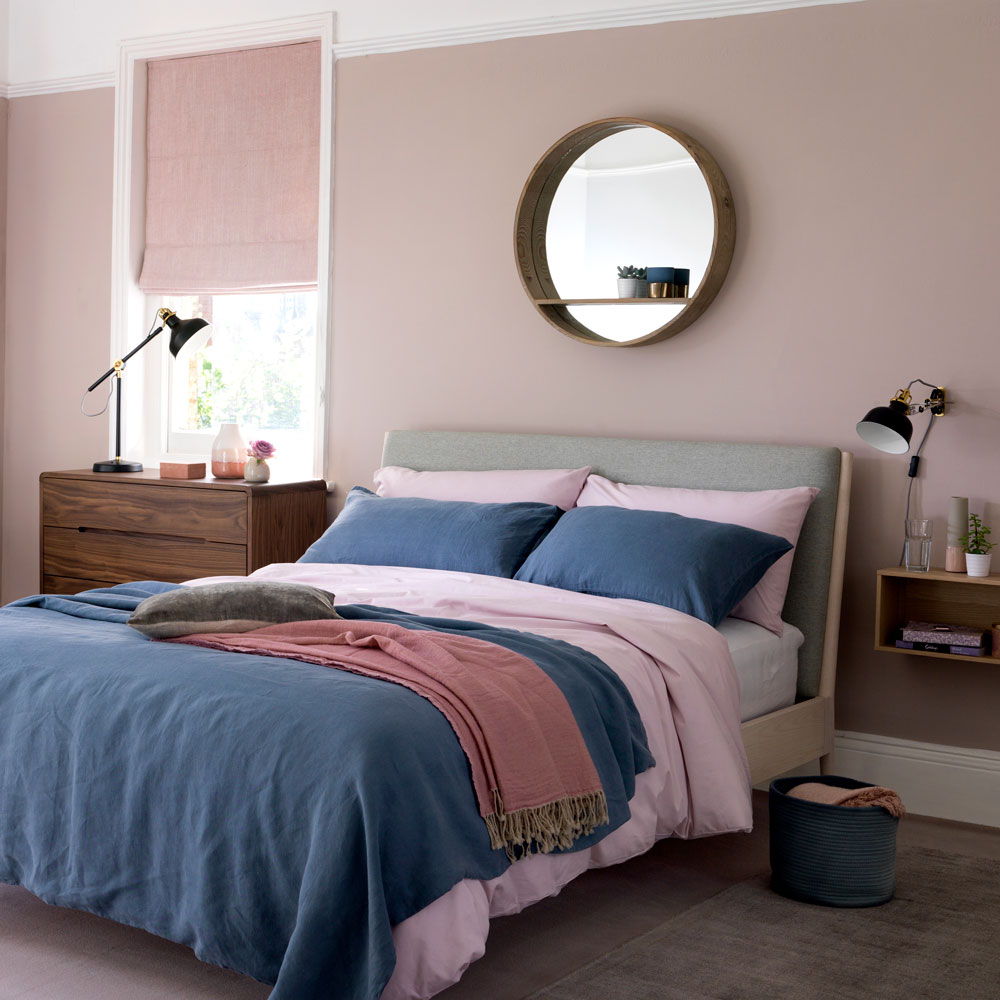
(381, 430), (846, 700)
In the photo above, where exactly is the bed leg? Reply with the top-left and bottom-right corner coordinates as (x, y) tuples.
(819, 751), (836, 774)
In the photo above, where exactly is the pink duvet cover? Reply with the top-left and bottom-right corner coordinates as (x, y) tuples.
(186, 564), (752, 999)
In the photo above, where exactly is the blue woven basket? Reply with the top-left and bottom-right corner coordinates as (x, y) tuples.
(769, 775), (898, 907)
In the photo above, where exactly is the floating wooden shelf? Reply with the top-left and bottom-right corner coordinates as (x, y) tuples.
(874, 566), (1000, 663)
(535, 297), (692, 305)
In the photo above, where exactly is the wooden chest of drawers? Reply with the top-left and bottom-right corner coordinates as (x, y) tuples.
(40, 469), (328, 595)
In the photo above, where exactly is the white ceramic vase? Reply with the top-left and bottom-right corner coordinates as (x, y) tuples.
(243, 458), (271, 483)
(211, 423), (247, 479)
(965, 552), (993, 578)
(616, 277), (649, 299)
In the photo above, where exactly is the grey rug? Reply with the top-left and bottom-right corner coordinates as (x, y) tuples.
(528, 847), (999, 999)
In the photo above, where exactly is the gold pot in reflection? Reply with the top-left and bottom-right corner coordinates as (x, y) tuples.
(648, 282), (668, 298)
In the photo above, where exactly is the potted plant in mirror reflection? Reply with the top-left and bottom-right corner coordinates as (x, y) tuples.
(245, 439), (276, 483)
(616, 265), (648, 299)
(960, 513), (994, 577)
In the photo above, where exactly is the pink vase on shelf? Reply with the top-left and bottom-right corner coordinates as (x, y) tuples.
(211, 423), (247, 479)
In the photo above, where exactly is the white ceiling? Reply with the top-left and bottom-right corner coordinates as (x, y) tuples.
(2, 0), (866, 93)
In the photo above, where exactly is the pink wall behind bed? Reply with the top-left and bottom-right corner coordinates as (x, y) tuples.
(2, 0), (999, 754)
(0, 97), (7, 585)
(329, 0), (1000, 753)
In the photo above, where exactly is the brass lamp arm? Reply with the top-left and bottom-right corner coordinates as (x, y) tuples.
(85, 310), (178, 392)
(85, 319), (173, 393)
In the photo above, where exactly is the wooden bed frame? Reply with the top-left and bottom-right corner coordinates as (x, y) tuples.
(381, 430), (853, 787)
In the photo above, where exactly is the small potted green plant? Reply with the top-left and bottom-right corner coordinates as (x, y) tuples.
(960, 512), (994, 577)
(616, 265), (648, 299)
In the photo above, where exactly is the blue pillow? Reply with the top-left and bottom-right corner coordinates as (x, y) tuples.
(514, 506), (793, 626)
(299, 487), (562, 578)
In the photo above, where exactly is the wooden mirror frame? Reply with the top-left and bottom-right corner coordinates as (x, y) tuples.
(514, 117), (736, 348)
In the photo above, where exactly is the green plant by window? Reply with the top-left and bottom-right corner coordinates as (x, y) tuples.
(196, 358), (226, 429)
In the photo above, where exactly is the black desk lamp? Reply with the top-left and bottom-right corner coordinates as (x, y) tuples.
(86, 307), (209, 473)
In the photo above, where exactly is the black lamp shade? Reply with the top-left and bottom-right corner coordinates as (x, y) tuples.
(856, 398), (913, 454)
(165, 313), (209, 358)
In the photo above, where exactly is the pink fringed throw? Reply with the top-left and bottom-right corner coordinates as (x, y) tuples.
(167, 619), (608, 857)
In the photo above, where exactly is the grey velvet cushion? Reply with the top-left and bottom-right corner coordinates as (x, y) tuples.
(128, 581), (341, 639)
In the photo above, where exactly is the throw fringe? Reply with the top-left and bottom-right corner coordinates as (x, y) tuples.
(485, 787), (610, 861)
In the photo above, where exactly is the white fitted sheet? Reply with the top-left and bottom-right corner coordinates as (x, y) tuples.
(717, 617), (803, 722)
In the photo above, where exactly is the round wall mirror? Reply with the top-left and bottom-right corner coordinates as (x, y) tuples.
(515, 118), (735, 348)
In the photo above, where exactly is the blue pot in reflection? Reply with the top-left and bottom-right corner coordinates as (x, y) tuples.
(646, 267), (675, 283)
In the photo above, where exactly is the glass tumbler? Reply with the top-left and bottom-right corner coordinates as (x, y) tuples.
(904, 519), (933, 573)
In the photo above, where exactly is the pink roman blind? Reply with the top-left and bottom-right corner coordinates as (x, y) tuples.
(139, 40), (321, 294)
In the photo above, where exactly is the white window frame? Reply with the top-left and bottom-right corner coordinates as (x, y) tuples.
(155, 290), (320, 461)
(109, 14), (335, 479)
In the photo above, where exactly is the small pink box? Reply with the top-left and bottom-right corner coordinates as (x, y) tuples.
(159, 462), (206, 480)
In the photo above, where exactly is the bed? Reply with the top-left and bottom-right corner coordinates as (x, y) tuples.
(378, 430), (851, 786)
(0, 430), (851, 1000)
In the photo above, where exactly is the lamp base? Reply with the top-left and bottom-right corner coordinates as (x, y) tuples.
(93, 459), (143, 473)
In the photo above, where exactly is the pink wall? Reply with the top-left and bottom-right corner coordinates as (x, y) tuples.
(329, 0), (1000, 750)
(0, 98), (7, 583)
(1, 0), (998, 752)
(1, 90), (114, 600)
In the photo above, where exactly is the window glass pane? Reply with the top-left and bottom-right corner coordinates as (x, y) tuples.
(162, 291), (317, 474)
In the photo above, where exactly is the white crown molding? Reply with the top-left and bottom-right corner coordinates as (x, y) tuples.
(332, 0), (866, 58)
(117, 13), (337, 63)
(832, 731), (1000, 828)
(4, 13), (336, 98)
(5, 72), (115, 98)
(2, 1), (865, 93)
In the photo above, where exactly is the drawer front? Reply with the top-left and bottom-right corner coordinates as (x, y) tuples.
(42, 479), (248, 544)
(43, 527), (247, 584)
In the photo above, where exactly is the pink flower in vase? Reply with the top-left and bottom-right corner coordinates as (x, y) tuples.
(248, 439), (276, 463)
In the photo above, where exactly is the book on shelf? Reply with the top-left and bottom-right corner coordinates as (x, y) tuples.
(895, 639), (989, 656)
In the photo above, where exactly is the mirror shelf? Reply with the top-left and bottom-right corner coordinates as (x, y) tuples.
(536, 298), (692, 305)
(514, 117), (735, 348)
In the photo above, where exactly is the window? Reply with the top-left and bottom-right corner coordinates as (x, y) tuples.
(110, 18), (333, 479)
(159, 292), (318, 473)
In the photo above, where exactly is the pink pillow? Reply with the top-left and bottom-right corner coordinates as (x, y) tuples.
(576, 475), (819, 635)
(373, 466), (591, 511)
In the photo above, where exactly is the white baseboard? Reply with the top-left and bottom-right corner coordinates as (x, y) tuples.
(830, 732), (1000, 828)
(755, 731), (1000, 827)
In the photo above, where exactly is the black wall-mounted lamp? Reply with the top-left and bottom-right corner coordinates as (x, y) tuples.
(84, 307), (209, 473)
(857, 380), (946, 459)
(857, 380), (948, 556)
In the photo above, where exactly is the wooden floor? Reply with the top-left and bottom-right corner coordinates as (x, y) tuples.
(2, 793), (998, 1000)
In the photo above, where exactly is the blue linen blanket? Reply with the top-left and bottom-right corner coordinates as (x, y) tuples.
(0, 583), (653, 1000)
